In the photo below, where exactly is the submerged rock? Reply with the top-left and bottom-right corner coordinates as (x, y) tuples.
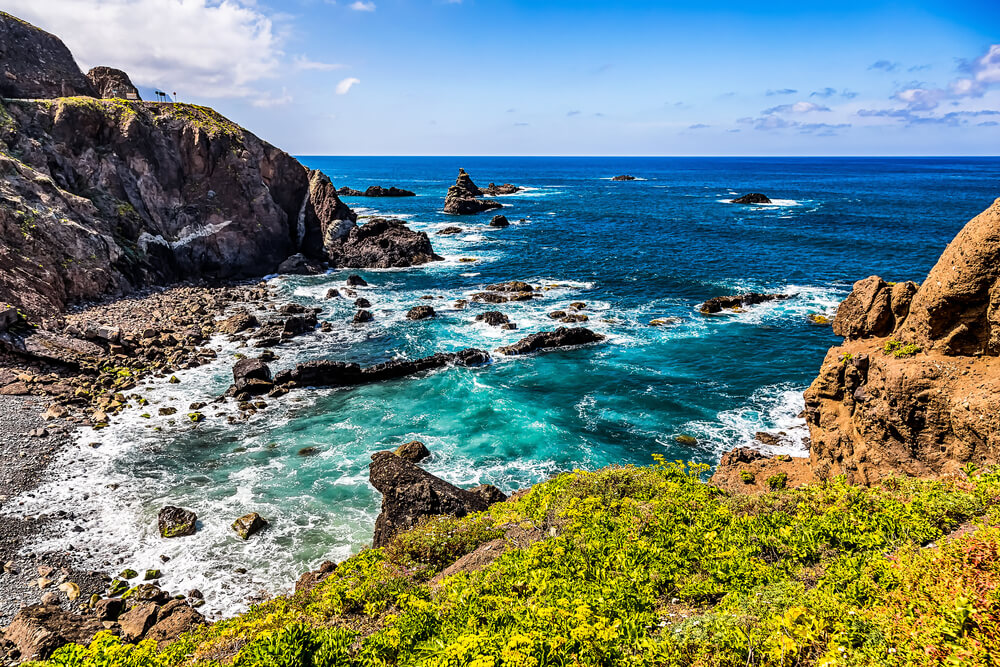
(489, 215), (510, 228)
(731, 193), (771, 204)
(437, 226), (463, 235)
(157, 506), (197, 538)
(699, 292), (789, 314)
(496, 327), (606, 356)
(369, 451), (505, 547)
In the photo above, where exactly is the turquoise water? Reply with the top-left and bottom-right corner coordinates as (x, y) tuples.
(16, 157), (1000, 616)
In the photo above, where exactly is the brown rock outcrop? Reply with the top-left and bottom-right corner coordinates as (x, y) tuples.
(325, 218), (442, 269)
(85, 66), (141, 100)
(800, 197), (1000, 483)
(2, 605), (103, 662)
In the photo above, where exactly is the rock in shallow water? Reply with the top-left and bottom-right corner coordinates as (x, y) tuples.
(496, 327), (606, 356)
(157, 506), (197, 538)
(231, 512), (268, 540)
(699, 292), (788, 314)
(731, 192), (771, 204)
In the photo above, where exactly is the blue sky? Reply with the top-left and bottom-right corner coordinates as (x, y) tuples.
(8, 0), (1000, 155)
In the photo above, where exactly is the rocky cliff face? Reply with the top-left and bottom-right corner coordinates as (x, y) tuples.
(802, 197), (1000, 483)
(0, 96), (355, 315)
(0, 12), (95, 99)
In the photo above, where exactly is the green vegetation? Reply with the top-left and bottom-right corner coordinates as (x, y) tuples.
(28, 462), (1000, 667)
(766, 471), (788, 490)
(740, 470), (756, 484)
(883, 340), (922, 358)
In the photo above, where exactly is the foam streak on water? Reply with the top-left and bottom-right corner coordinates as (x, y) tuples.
(12, 156), (1000, 617)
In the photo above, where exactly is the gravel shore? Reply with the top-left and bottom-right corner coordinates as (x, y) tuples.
(0, 396), (106, 625)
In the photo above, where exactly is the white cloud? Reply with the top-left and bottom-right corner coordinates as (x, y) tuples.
(293, 56), (346, 72)
(335, 77), (361, 94)
(3, 0), (282, 98)
(349, 1), (375, 10)
(252, 88), (292, 108)
(893, 44), (1000, 111)
(761, 101), (830, 115)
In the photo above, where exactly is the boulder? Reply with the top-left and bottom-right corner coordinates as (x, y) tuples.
(496, 327), (606, 356)
(353, 310), (373, 324)
(346, 275), (368, 287)
(468, 484), (509, 505)
(118, 602), (159, 642)
(326, 219), (443, 268)
(699, 292), (789, 314)
(232, 357), (273, 395)
(486, 281), (534, 293)
(85, 66), (141, 100)
(437, 226), (463, 235)
(0, 304), (20, 332)
(489, 215), (510, 228)
(355, 298), (371, 308)
(406, 306), (436, 320)
(143, 603), (204, 646)
(231, 512), (268, 540)
(2, 605), (103, 661)
(611, 175), (636, 181)
(278, 253), (324, 275)
(325, 288), (341, 299)
(832, 276), (896, 339)
(157, 506), (197, 538)
(217, 309), (258, 335)
(475, 311), (510, 327)
(295, 561), (335, 594)
(394, 440), (431, 463)
(369, 451), (491, 547)
(732, 193), (771, 204)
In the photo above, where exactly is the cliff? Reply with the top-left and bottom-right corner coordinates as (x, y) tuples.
(0, 11), (95, 99)
(0, 96), (355, 315)
(802, 197), (1000, 483)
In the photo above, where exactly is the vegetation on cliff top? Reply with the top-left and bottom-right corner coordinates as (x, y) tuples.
(30, 461), (1000, 666)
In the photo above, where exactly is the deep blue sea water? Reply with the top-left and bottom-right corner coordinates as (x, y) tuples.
(16, 157), (1000, 615)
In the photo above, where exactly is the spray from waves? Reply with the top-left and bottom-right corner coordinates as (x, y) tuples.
(671, 383), (810, 460)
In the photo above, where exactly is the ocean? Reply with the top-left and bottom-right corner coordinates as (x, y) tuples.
(15, 156), (1000, 616)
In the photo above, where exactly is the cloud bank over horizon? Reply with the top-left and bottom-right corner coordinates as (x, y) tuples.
(6, 0), (1000, 155)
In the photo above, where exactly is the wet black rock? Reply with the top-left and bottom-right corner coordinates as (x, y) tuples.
(496, 327), (606, 356)
(731, 193), (771, 204)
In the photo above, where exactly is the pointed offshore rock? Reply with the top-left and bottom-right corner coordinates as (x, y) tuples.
(443, 169), (503, 215)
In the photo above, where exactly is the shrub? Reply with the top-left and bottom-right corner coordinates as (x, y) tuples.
(883, 339), (922, 358)
(767, 472), (788, 490)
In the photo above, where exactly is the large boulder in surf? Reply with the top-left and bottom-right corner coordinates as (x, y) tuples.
(86, 66), (141, 100)
(325, 218), (442, 268)
(0, 12), (96, 99)
(157, 506), (197, 538)
(443, 169), (502, 215)
(369, 451), (506, 547)
(699, 292), (789, 314)
(496, 327), (605, 356)
(232, 357), (273, 395)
